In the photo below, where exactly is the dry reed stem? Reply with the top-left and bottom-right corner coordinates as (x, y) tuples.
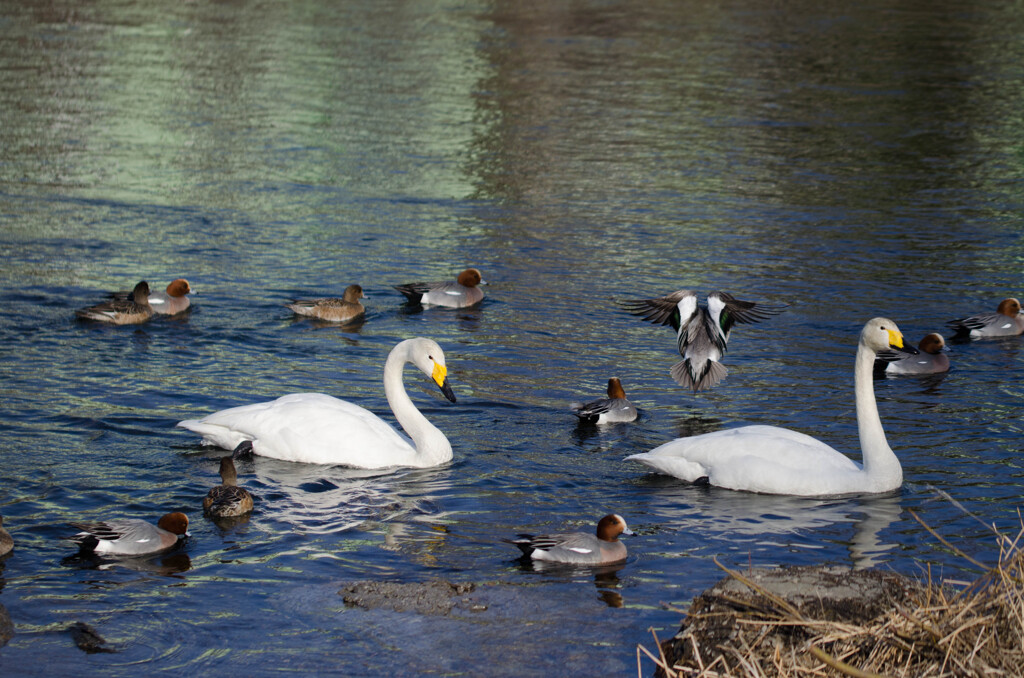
(638, 520), (1024, 678)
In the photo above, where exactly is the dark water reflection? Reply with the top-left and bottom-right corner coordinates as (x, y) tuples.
(2, 0), (1024, 674)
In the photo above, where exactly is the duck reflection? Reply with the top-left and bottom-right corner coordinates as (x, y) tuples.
(510, 558), (628, 609)
(301, 316), (366, 334)
(61, 549), (192, 576)
(572, 414), (642, 445)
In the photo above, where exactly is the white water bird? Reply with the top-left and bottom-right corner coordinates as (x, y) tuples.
(178, 338), (457, 468)
(626, 318), (916, 496)
(622, 290), (786, 391)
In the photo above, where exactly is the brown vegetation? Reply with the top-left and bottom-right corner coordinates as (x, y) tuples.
(640, 514), (1024, 677)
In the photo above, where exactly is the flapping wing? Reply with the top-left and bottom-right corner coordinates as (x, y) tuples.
(620, 290), (697, 332)
(707, 291), (787, 335)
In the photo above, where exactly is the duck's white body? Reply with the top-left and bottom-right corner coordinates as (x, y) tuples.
(177, 338), (456, 469)
(627, 318), (910, 497)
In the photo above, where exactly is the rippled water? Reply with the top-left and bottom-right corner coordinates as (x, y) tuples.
(2, 0), (1024, 674)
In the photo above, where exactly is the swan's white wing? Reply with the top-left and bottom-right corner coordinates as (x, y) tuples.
(627, 425), (865, 496)
(178, 393), (415, 467)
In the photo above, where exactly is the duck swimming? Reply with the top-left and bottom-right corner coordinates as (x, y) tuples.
(112, 279), (192, 315)
(622, 290), (785, 391)
(504, 514), (633, 565)
(286, 284), (366, 323)
(572, 377), (637, 424)
(948, 298), (1024, 339)
(76, 281), (153, 324)
(178, 338), (457, 468)
(626, 318), (916, 496)
(877, 333), (949, 375)
(203, 456), (254, 518)
(394, 268), (485, 308)
(68, 512), (190, 556)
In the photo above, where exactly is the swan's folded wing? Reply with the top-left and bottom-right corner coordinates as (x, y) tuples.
(179, 393), (412, 466)
(628, 425), (861, 493)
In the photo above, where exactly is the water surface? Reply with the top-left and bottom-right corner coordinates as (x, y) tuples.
(2, 1), (1024, 675)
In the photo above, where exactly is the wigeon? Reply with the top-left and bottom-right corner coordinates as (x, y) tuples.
(877, 333), (950, 375)
(505, 514), (633, 565)
(203, 456), (254, 518)
(948, 298), (1024, 339)
(76, 281), (153, 325)
(572, 377), (638, 424)
(146, 279), (192, 315)
(622, 290), (786, 391)
(286, 284), (366, 323)
(394, 268), (485, 308)
(68, 512), (189, 556)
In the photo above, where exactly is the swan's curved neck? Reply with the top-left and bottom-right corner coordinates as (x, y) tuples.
(854, 343), (902, 489)
(383, 342), (452, 466)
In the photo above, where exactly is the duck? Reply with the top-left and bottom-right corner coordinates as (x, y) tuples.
(177, 337), (457, 468)
(75, 281), (153, 324)
(203, 456), (254, 518)
(571, 377), (638, 424)
(394, 268), (485, 308)
(626, 318), (916, 496)
(67, 512), (190, 556)
(504, 514), (633, 565)
(947, 298), (1024, 339)
(0, 515), (12, 557)
(621, 290), (786, 391)
(112, 278), (192, 315)
(286, 284), (366, 323)
(876, 333), (950, 375)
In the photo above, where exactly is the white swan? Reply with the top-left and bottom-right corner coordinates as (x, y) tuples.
(177, 338), (457, 468)
(626, 318), (915, 496)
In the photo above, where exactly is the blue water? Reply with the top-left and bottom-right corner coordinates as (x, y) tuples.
(2, 0), (1024, 674)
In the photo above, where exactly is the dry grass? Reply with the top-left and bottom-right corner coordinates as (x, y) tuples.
(639, 513), (1024, 678)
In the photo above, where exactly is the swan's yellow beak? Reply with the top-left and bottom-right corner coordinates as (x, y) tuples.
(432, 362), (456, 403)
(887, 329), (904, 349)
(432, 362), (447, 387)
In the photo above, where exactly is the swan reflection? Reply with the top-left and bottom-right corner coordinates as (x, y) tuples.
(642, 484), (903, 569)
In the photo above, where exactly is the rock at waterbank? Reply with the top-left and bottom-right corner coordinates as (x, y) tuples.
(656, 565), (921, 677)
(653, 558), (1024, 678)
(340, 580), (488, 616)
